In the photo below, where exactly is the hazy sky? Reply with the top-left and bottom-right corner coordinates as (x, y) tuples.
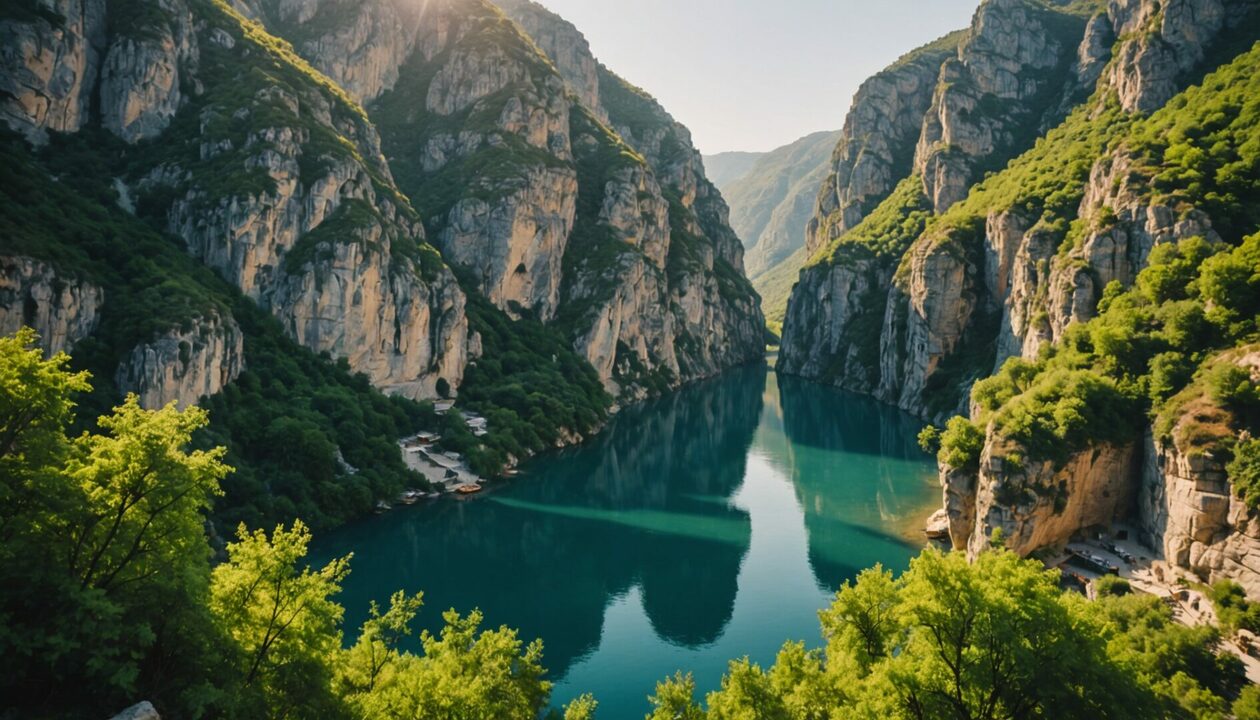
(534, 0), (979, 154)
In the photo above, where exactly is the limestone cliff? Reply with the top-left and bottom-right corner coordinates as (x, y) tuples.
(915, 0), (1081, 212)
(0, 0), (105, 144)
(115, 310), (245, 409)
(118, 0), (474, 400)
(944, 436), (1141, 558)
(1140, 350), (1260, 595)
(1105, 0), (1259, 113)
(780, 0), (1259, 586)
(781, 0), (1098, 416)
(782, 0), (1255, 419)
(0, 255), (102, 354)
(807, 34), (961, 256)
(262, 0), (763, 399)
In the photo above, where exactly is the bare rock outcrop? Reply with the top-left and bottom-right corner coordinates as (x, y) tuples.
(129, 1), (474, 400)
(99, 0), (197, 143)
(945, 435), (1141, 558)
(807, 37), (958, 255)
(0, 255), (102, 355)
(494, 0), (605, 122)
(116, 311), (245, 409)
(0, 0), (105, 143)
(1104, 0), (1257, 113)
(915, 0), (1075, 213)
(1140, 433), (1260, 596)
(1140, 351), (1260, 595)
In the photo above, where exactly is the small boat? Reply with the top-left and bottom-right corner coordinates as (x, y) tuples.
(374, 500), (392, 514)
(454, 483), (483, 496)
(398, 490), (423, 505)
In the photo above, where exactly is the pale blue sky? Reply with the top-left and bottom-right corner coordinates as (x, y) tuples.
(534, 0), (979, 154)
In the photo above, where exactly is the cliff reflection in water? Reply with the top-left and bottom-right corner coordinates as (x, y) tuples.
(773, 375), (938, 591)
(313, 365), (766, 677)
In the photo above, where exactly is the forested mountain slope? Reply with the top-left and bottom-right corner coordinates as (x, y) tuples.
(778, 0), (1260, 592)
(0, 0), (763, 526)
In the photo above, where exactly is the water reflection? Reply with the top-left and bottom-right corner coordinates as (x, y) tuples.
(775, 375), (937, 590)
(314, 365), (766, 675)
(310, 366), (941, 719)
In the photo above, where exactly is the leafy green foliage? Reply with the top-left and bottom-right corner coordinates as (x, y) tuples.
(954, 228), (1260, 470)
(1099, 592), (1245, 716)
(648, 548), (1192, 719)
(938, 415), (985, 470)
(450, 284), (612, 476)
(1229, 439), (1260, 510)
(808, 176), (934, 269)
(0, 333), (232, 716)
(1094, 575), (1133, 597)
(0, 340), (560, 717)
(211, 521), (351, 718)
(1207, 580), (1260, 634)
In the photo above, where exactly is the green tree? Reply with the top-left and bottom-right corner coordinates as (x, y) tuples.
(939, 416), (985, 471)
(647, 673), (706, 720)
(668, 548), (1163, 720)
(819, 565), (900, 672)
(64, 397), (229, 593)
(360, 609), (552, 719)
(1235, 685), (1260, 720)
(0, 330), (233, 715)
(0, 328), (90, 546)
(210, 521), (351, 719)
(337, 589), (424, 701)
(563, 694), (599, 720)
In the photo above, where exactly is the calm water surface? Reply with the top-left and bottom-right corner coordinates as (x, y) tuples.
(310, 364), (939, 718)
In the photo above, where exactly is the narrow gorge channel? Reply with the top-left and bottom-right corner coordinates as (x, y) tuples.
(309, 363), (939, 719)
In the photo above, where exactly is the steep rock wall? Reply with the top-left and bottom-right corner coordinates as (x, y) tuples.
(945, 435), (1141, 558)
(115, 311), (245, 409)
(0, 255), (102, 354)
(0, 0), (105, 143)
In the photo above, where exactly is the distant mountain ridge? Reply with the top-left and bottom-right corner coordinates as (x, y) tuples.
(705, 130), (839, 330)
(704, 151), (764, 189)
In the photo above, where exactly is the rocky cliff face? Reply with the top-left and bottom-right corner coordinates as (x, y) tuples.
(2, 0), (760, 453)
(914, 0), (1077, 213)
(493, 0), (604, 121)
(119, 0), (474, 400)
(0, 255), (102, 354)
(944, 436), (1141, 558)
(1141, 434), (1260, 596)
(115, 310), (245, 409)
(782, 0), (1255, 418)
(1105, 0), (1257, 113)
(99, 0), (197, 142)
(1140, 351), (1260, 595)
(782, 0), (1259, 578)
(785, 0), (1098, 420)
(807, 36), (960, 257)
(259, 0), (762, 399)
(0, 0), (105, 144)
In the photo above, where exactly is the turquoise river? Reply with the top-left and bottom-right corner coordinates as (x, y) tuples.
(310, 363), (940, 718)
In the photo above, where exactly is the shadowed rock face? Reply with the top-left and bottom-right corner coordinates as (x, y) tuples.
(0, 256), (102, 355)
(115, 311), (245, 410)
(0, 0), (106, 144)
